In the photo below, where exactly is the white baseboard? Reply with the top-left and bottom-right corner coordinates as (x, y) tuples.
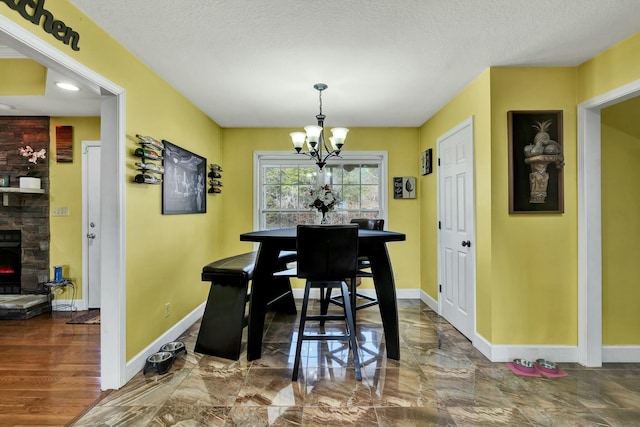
(125, 302), (206, 382)
(419, 289), (438, 312)
(472, 332), (578, 363)
(413, 293), (582, 364)
(603, 346), (640, 363)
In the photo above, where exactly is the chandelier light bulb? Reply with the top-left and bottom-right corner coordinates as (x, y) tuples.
(290, 132), (306, 152)
(331, 127), (349, 148)
(304, 125), (322, 147)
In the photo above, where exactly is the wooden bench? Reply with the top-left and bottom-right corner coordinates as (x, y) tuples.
(195, 250), (297, 360)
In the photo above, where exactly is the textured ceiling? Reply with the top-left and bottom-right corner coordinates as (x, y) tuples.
(6, 1), (640, 126)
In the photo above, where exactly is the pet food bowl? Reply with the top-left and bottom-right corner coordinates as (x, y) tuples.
(535, 358), (559, 374)
(143, 351), (174, 375)
(160, 341), (187, 358)
(513, 358), (536, 373)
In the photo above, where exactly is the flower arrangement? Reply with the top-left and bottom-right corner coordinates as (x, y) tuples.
(308, 184), (340, 214)
(19, 145), (47, 165)
(18, 145), (46, 177)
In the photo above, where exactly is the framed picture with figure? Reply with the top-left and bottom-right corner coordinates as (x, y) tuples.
(508, 110), (564, 214)
(162, 140), (207, 215)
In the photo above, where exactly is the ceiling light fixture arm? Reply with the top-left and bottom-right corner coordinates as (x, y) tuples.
(289, 83), (348, 170)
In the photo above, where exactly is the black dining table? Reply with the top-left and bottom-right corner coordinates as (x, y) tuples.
(240, 227), (406, 361)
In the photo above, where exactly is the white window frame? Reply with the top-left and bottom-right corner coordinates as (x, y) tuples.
(253, 151), (388, 231)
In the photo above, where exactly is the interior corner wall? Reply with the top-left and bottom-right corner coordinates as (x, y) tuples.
(49, 116), (100, 302)
(418, 69), (493, 339)
(489, 67), (578, 345)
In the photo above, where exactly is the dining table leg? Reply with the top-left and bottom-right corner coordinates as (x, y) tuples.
(247, 242), (297, 360)
(365, 243), (400, 360)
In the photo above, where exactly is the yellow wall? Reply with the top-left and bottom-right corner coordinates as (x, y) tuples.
(577, 33), (640, 103)
(220, 127), (421, 290)
(601, 99), (640, 344)
(489, 67), (578, 344)
(49, 116), (101, 300)
(2, 1), (223, 359)
(0, 59), (46, 95)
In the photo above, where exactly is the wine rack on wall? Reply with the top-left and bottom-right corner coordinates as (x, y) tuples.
(133, 134), (164, 184)
(208, 163), (223, 194)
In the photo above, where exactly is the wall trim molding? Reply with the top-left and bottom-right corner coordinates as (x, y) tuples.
(473, 332), (578, 362)
(602, 346), (640, 363)
(125, 303), (206, 381)
(420, 289), (438, 313)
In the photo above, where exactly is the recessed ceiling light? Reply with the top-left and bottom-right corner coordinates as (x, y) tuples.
(0, 103), (16, 111)
(55, 82), (80, 91)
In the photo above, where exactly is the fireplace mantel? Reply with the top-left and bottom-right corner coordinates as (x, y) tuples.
(0, 188), (46, 207)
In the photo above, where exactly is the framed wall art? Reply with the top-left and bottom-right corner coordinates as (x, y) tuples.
(421, 148), (432, 175)
(508, 110), (564, 214)
(162, 140), (207, 215)
(393, 176), (416, 199)
(55, 125), (73, 163)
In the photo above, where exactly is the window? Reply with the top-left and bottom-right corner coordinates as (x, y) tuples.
(255, 152), (387, 230)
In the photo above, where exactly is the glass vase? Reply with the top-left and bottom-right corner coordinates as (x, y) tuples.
(320, 211), (328, 224)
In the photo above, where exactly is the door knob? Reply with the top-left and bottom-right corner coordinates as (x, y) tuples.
(87, 233), (96, 239)
(461, 240), (471, 247)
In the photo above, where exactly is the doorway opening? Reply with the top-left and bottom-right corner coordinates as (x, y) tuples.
(0, 16), (127, 389)
(578, 79), (640, 366)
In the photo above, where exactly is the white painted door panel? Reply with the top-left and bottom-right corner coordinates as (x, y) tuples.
(438, 119), (475, 339)
(85, 144), (101, 308)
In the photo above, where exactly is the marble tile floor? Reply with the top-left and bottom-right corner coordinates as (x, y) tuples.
(72, 300), (640, 426)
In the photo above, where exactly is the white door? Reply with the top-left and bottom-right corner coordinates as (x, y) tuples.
(83, 142), (101, 309)
(438, 118), (475, 339)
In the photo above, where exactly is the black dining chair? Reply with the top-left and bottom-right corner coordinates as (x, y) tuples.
(286, 224), (362, 381)
(327, 218), (384, 315)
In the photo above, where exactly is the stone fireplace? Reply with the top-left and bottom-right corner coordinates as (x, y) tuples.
(0, 116), (50, 294)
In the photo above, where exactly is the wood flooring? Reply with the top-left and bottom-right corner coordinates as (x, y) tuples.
(0, 311), (104, 427)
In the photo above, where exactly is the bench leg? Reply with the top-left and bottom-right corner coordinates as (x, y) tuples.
(195, 282), (248, 360)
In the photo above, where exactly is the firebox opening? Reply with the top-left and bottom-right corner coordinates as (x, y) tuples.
(0, 230), (21, 294)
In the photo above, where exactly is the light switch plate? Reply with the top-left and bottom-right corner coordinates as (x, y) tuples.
(52, 207), (69, 216)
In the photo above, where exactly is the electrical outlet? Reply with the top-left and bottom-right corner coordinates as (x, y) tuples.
(164, 303), (170, 317)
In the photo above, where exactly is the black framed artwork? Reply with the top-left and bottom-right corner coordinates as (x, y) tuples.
(162, 140), (207, 215)
(421, 148), (432, 176)
(508, 110), (564, 214)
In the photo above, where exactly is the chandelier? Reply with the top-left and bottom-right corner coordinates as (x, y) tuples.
(289, 83), (348, 170)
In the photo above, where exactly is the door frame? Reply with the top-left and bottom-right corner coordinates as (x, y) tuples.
(0, 15), (128, 389)
(436, 116), (477, 340)
(578, 78), (640, 366)
(82, 141), (101, 311)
